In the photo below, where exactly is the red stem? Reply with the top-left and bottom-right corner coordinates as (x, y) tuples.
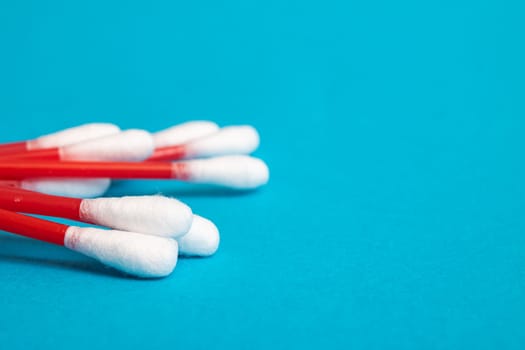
(0, 186), (82, 221)
(0, 160), (182, 179)
(0, 207), (67, 246)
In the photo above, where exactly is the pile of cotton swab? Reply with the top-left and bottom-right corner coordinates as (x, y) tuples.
(0, 121), (268, 278)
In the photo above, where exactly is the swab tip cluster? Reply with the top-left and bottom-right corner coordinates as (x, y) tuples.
(0, 120), (268, 278)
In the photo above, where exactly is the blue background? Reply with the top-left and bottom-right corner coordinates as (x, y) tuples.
(1, 0), (524, 349)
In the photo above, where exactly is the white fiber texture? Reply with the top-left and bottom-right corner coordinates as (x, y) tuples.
(21, 178), (111, 198)
(60, 129), (154, 161)
(64, 226), (178, 278)
(182, 155), (270, 189)
(186, 125), (260, 158)
(80, 195), (193, 238)
(28, 123), (121, 150)
(177, 215), (220, 256)
(153, 121), (219, 148)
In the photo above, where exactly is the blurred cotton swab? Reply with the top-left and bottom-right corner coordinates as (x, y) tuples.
(0, 123), (121, 155)
(0, 186), (193, 238)
(0, 208), (178, 278)
(4, 123), (259, 162)
(0, 155), (270, 190)
(152, 121), (219, 148)
(2, 129), (154, 162)
(148, 125), (259, 161)
(0, 125), (259, 197)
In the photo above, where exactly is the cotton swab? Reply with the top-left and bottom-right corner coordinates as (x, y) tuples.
(2, 129), (154, 162)
(7, 125), (260, 162)
(0, 123), (121, 155)
(0, 208), (178, 277)
(148, 125), (259, 161)
(0, 185), (219, 256)
(0, 185), (220, 256)
(0, 179), (111, 198)
(0, 187), (193, 237)
(0, 155), (270, 189)
(152, 121), (220, 148)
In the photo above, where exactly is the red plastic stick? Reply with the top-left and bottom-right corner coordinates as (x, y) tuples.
(1, 145), (184, 162)
(0, 186), (82, 220)
(0, 141), (28, 155)
(1, 144), (187, 162)
(0, 148), (60, 161)
(0, 207), (67, 245)
(0, 160), (188, 179)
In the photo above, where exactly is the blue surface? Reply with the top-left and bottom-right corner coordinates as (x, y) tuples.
(1, 0), (525, 349)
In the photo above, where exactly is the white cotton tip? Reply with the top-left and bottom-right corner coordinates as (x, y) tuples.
(185, 125), (260, 158)
(79, 195), (193, 238)
(153, 121), (220, 148)
(28, 123), (121, 150)
(64, 226), (178, 278)
(178, 215), (220, 256)
(60, 129), (154, 161)
(20, 178), (111, 198)
(183, 155), (270, 189)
